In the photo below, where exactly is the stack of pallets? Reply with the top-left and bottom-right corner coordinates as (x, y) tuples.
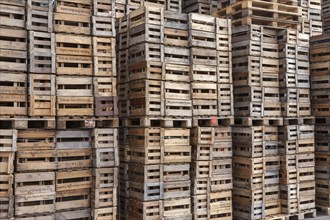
(311, 34), (330, 216)
(322, 0), (330, 33)
(214, 0), (302, 30)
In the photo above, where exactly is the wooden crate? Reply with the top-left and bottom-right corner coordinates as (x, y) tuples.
(16, 149), (57, 172)
(93, 147), (119, 168)
(93, 0), (115, 17)
(92, 16), (116, 37)
(56, 130), (91, 149)
(55, 0), (92, 15)
(55, 208), (90, 220)
(128, 199), (162, 220)
(0, 3), (25, 28)
(93, 167), (118, 188)
(0, 152), (15, 174)
(29, 74), (55, 96)
(164, 13), (189, 47)
(26, 0), (53, 32)
(192, 159), (232, 179)
(0, 27), (27, 52)
(56, 169), (92, 192)
(164, 46), (190, 65)
(128, 98), (164, 116)
(56, 96), (93, 116)
(0, 72), (26, 100)
(56, 189), (91, 211)
(0, 94), (27, 116)
(281, 153), (315, 170)
(129, 181), (162, 201)
(233, 156), (280, 175)
(93, 38), (116, 77)
(0, 129), (17, 152)
(129, 43), (164, 64)
(0, 174), (13, 197)
(29, 31), (55, 73)
(127, 127), (161, 147)
(57, 148), (92, 170)
(93, 128), (118, 149)
(129, 5), (164, 28)
(92, 207), (117, 220)
(279, 138), (315, 155)
(128, 61), (163, 82)
(191, 47), (217, 66)
(163, 180), (190, 199)
(279, 125), (314, 141)
(191, 64), (217, 82)
(163, 197), (192, 219)
(129, 23), (164, 46)
(163, 63), (190, 82)
(56, 34), (92, 75)
(193, 190), (232, 219)
(92, 187), (117, 208)
(95, 96), (118, 116)
(0, 48), (27, 72)
(16, 130), (55, 151)
(0, 196), (14, 219)
(54, 12), (91, 35)
(14, 172), (55, 216)
(129, 145), (161, 164)
(93, 77), (117, 97)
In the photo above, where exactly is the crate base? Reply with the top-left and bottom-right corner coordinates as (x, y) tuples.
(284, 209), (317, 220)
(120, 117), (192, 128)
(192, 116), (234, 127)
(234, 117), (283, 126)
(0, 117), (55, 129)
(283, 117), (315, 125)
(316, 205), (330, 216)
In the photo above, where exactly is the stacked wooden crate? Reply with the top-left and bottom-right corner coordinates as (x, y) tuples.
(322, 0), (330, 33)
(278, 28), (317, 219)
(215, 0), (318, 218)
(310, 34), (330, 216)
(299, 0), (323, 36)
(117, 4), (233, 219)
(229, 26), (282, 219)
(117, 5), (193, 219)
(189, 13), (233, 220)
(182, 0), (217, 15)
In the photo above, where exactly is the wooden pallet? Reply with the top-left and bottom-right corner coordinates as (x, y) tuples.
(29, 31), (55, 73)
(14, 172), (55, 216)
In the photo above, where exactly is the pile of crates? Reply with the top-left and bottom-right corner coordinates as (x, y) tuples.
(311, 34), (330, 216)
(116, 4), (234, 219)
(0, 0), (119, 219)
(322, 0), (330, 33)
